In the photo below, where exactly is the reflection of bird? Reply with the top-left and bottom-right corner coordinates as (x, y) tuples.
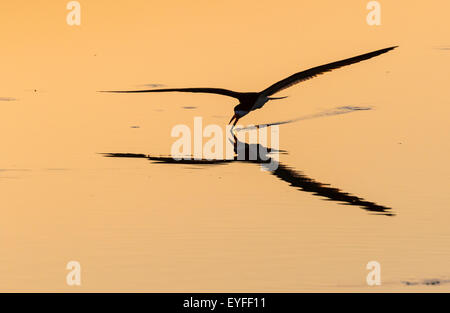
(102, 131), (394, 216)
(100, 46), (397, 126)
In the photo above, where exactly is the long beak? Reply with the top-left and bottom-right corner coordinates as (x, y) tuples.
(228, 114), (237, 125)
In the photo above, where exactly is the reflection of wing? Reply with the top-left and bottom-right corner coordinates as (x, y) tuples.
(271, 163), (394, 216)
(148, 156), (232, 165)
(102, 153), (233, 165)
(99, 88), (243, 100)
(260, 46), (397, 97)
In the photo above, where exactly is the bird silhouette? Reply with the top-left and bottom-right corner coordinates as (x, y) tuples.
(100, 46), (397, 126)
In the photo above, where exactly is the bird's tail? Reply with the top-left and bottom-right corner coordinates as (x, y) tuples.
(268, 96), (288, 100)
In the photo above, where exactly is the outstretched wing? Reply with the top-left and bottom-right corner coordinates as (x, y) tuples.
(260, 46), (397, 97)
(99, 87), (243, 100)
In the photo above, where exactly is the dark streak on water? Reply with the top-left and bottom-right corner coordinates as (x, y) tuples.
(402, 278), (450, 286)
(138, 83), (165, 88)
(435, 46), (450, 51)
(0, 169), (31, 172)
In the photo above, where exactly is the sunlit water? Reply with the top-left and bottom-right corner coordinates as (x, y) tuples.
(1, 1), (450, 292)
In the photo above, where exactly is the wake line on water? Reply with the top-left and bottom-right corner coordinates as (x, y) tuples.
(237, 105), (373, 131)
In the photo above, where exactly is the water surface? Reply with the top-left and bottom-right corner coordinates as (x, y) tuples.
(1, 1), (450, 292)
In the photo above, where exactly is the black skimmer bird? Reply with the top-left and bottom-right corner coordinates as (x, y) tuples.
(101, 46), (397, 127)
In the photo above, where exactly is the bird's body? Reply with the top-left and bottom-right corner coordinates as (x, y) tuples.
(101, 46), (397, 126)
